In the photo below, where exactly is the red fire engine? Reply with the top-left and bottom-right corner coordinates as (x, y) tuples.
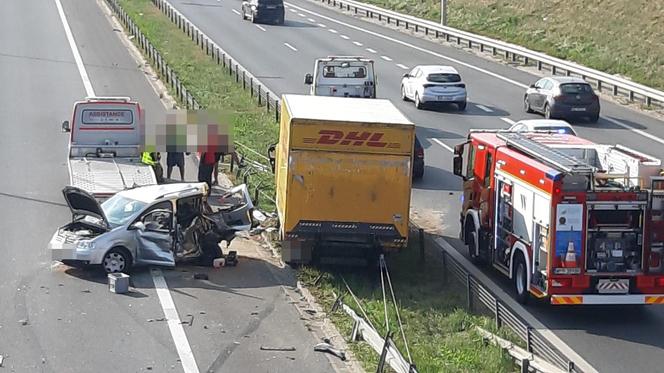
(452, 130), (664, 305)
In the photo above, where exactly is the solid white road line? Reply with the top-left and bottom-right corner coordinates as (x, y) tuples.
(476, 104), (493, 112)
(501, 117), (516, 125)
(353, 41), (363, 46)
(366, 48), (377, 53)
(54, 0), (94, 97)
(283, 1), (664, 148)
(152, 268), (200, 373)
(255, 24), (266, 31)
(340, 35), (350, 40)
(284, 42), (298, 51)
(603, 116), (664, 146)
(231, 9), (241, 15)
(433, 138), (454, 153)
(396, 63), (409, 70)
(380, 55), (392, 61)
(284, 2), (529, 89)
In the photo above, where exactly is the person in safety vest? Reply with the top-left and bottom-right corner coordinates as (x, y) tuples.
(142, 152), (164, 183)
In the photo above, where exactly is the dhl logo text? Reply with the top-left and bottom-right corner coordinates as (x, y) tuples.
(303, 130), (401, 148)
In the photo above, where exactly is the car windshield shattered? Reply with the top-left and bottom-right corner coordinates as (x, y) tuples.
(101, 194), (148, 227)
(426, 73), (461, 83)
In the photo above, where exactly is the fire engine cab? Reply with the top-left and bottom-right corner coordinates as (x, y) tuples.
(453, 130), (664, 305)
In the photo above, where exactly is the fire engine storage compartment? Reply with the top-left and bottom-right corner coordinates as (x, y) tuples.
(274, 94), (415, 265)
(548, 141), (664, 274)
(586, 201), (645, 273)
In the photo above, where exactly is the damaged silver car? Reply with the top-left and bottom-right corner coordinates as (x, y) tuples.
(48, 182), (254, 273)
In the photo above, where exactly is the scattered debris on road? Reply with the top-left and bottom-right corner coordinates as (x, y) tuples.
(314, 342), (346, 361)
(194, 273), (209, 280)
(18, 319), (28, 326)
(147, 318), (167, 323)
(0, 354), (4, 367)
(260, 346), (296, 352)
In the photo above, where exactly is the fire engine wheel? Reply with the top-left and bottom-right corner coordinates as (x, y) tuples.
(468, 231), (481, 264)
(514, 254), (529, 304)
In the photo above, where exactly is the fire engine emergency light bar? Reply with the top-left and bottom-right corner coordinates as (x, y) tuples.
(84, 96), (132, 102)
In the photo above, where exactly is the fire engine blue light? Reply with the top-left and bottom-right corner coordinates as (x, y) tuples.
(545, 170), (563, 181)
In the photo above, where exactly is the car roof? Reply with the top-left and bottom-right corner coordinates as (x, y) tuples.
(417, 65), (459, 75)
(515, 119), (573, 128)
(547, 76), (589, 85)
(117, 182), (207, 203)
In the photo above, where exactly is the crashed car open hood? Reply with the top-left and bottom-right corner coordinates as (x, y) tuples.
(62, 186), (110, 228)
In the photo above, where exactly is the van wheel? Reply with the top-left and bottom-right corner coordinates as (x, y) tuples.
(103, 248), (132, 274)
(514, 253), (529, 304)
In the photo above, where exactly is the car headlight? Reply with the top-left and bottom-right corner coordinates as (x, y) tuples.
(76, 240), (95, 251)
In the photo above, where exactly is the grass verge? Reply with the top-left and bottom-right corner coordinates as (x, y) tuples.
(118, 0), (277, 210)
(117, 2), (520, 371)
(353, 0), (664, 92)
(297, 234), (519, 373)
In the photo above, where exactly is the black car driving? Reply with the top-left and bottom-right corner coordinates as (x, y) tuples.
(524, 76), (600, 123)
(241, 0), (285, 25)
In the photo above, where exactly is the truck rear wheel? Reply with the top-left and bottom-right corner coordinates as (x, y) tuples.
(514, 253), (529, 304)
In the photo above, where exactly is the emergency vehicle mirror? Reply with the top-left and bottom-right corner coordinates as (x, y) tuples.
(453, 155), (464, 179)
(453, 144), (464, 155)
(304, 74), (313, 85)
(61, 120), (70, 132)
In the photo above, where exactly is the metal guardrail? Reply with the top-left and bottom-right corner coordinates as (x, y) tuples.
(105, 0), (277, 209)
(310, 0), (664, 108)
(417, 227), (582, 373)
(150, 0), (283, 121)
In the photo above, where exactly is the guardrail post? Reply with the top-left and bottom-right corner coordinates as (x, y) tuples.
(258, 85), (262, 105)
(568, 361), (575, 373)
(376, 331), (394, 373)
(552, 65), (557, 75)
(520, 358), (530, 373)
(441, 251), (447, 284)
(597, 80), (602, 92)
(629, 91), (635, 101)
(495, 299), (501, 328)
(613, 85), (619, 96)
(646, 96), (652, 106)
(418, 228), (425, 264)
(250, 78), (254, 96)
(466, 273), (473, 311)
(275, 102), (279, 122)
(526, 326), (532, 352)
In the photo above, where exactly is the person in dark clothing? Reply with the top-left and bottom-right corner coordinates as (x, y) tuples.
(167, 152), (187, 181)
(198, 152), (222, 194)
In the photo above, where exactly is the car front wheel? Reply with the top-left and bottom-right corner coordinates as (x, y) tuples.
(102, 248), (131, 274)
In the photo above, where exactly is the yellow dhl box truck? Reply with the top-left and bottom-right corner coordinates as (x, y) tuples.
(267, 94), (415, 265)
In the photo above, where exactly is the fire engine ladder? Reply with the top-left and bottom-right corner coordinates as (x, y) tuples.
(497, 132), (596, 174)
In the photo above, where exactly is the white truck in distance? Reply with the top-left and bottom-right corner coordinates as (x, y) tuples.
(61, 97), (157, 201)
(304, 56), (376, 98)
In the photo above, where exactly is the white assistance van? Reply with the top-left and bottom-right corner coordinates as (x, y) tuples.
(61, 97), (157, 201)
(304, 56), (376, 98)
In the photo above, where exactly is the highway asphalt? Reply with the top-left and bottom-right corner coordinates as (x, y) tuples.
(0, 0), (339, 372)
(163, 0), (664, 372)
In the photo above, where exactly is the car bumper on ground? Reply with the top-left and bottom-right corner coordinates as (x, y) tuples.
(550, 294), (664, 305)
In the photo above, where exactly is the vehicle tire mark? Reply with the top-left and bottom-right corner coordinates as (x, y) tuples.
(204, 291), (279, 372)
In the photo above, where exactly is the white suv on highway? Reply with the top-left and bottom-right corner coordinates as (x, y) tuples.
(401, 65), (467, 111)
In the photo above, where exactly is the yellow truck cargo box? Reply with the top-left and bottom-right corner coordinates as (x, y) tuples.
(273, 94), (415, 264)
